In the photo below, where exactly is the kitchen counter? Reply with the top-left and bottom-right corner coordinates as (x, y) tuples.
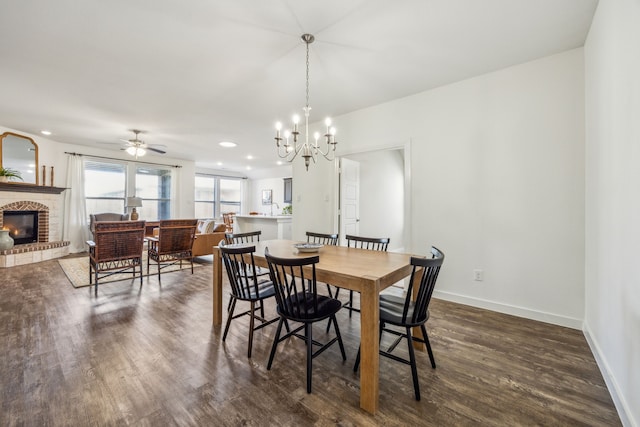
(234, 215), (292, 240)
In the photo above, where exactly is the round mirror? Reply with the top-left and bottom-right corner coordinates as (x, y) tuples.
(1, 132), (39, 185)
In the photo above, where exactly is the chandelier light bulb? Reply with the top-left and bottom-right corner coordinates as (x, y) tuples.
(275, 122), (282, 131)
(126, 146), (136, 156)
(325, 117), (332, 127)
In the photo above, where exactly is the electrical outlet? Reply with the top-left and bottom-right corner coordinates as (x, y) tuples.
(474, 269), (483, 281)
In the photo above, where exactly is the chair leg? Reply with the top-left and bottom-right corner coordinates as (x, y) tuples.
(267, 318), (284, 370)
(306, 323), (313, 393)
(353, 345), (361, 372)
(406, 327), (421, 401)
(332, 315), (347, 361)
(222, 297), (237, 342)
(421, 324), (436, 369)
(247, 301), (256, 358)
(348, 291), (354, 318)
(139, 262), (143, 285)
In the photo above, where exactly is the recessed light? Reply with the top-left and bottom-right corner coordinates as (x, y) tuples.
(277, 161), (283, 166)
(246, 166), (252, 170)
(41, 130), (51, 135)
(219, 141), (236, 148)
(247, 155), (253, 160)
(217, 162), (223, 166)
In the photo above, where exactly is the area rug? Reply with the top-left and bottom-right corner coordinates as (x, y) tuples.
(58, 253), (203, 288)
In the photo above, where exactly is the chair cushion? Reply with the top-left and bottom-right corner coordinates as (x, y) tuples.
(279, 292), (342, 321)
(379, 294), (429, 325)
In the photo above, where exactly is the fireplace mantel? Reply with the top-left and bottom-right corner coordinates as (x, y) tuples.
(0, 182), (67, 194)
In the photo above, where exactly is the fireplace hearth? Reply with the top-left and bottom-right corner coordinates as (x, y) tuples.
(3, 210), (38, 245)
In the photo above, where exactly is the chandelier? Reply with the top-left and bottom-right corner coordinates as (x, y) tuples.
(274, 34), (338, 170)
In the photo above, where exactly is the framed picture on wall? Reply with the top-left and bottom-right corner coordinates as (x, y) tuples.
(262, 189), (272, 205)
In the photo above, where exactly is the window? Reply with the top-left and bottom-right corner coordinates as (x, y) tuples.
(195, 174), (242, 218)
(136, 166), (172, 220)
(84, 160), (127, 216)
(194, 175), (215, 218)
(84, 158), (173, 221)
(219, 178), (241, 215)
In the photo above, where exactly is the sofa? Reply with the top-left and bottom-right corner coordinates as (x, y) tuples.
(191, 219), (228, 257)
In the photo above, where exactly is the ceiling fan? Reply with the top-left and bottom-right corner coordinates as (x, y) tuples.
(120, 129), (167, 156)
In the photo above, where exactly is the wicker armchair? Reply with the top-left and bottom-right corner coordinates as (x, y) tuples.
(87, 220), (146, 295)
(147, 219), (198, 282)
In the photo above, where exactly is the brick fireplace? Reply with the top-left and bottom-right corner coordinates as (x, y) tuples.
(0, 185), (70, 267)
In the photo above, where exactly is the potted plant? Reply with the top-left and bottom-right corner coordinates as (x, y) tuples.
(0, 167), (23, 183)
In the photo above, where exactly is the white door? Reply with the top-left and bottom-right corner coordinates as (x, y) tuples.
(339, 157), (360, 245)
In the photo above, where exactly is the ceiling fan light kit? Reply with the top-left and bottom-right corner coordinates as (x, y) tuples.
(274, 34), (338, 171)
(121, 129), (166, 158)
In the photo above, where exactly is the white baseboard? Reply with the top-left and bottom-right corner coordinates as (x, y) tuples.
(432, 290), (583, 329)
(583, 322), (636, 427)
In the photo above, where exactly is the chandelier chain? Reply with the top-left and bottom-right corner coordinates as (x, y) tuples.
(305, 40), (310, 109)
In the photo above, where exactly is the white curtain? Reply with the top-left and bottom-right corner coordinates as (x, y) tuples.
(63, 154), (90, 253)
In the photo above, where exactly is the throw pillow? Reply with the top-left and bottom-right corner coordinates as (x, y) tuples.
(203, 220), (217, 234)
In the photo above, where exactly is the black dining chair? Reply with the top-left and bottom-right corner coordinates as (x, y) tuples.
(224, 230), (270, 310)
(265, 247), (347, 393)
(338, 235), (390, 317)
(354, 246), (444, 401)
(219, 241), (279, 358)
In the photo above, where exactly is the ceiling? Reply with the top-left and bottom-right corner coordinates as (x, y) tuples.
(0, 0), (598, 174)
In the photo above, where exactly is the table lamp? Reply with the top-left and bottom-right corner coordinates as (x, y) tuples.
(126, 197), (143, 220)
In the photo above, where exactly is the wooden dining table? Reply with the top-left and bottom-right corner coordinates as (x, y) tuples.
(211, 239), (417, 414)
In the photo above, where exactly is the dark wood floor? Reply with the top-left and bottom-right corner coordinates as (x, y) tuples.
(0, 256), (620, 426)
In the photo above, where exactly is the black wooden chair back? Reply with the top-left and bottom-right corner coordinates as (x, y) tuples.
(402, 247), (444, 325)
(219, 242), (261, 300)
(306, 231), (339, 246)
(346, 234), (390, 251)
(225, 230), (262, 244)
(265, 249), (320, 321)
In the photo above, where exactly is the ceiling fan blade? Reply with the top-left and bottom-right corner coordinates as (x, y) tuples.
(147, 146), (166, 154)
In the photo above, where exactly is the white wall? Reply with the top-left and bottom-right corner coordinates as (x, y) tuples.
(0, 126), (196, 219)
(248, 176), (290, 215)
(584, 0), (640, 425)
(294, 49), (586, 328)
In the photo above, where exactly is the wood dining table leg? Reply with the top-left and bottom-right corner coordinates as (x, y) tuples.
(359, 279), (380, 414)
(213, 246), (223, 326)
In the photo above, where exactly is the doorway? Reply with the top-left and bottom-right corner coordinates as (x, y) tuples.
(337, 146), (409, 252)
